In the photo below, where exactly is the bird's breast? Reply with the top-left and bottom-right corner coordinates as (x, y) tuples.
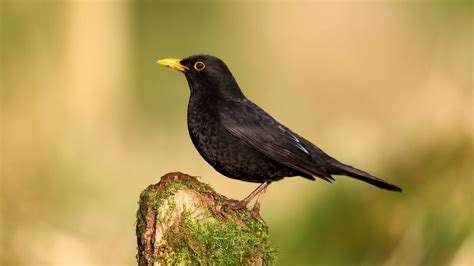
(187, 98), (233, 165)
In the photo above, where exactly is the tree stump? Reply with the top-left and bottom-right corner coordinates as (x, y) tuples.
(136, 172), (277, 265)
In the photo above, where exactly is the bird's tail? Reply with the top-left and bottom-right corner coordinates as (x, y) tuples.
(331, 161), (402, 192)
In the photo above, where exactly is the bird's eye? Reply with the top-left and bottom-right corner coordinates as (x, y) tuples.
(194, 61), (206, 71)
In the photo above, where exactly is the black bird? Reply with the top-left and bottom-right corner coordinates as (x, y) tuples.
(157, 55), (401, 210)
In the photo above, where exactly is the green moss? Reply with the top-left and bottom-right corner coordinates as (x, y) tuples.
(136, 172), (277, 265)
(164, 209), (276, 265)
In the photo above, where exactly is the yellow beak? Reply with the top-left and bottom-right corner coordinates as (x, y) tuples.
(157, 58), (189, 72)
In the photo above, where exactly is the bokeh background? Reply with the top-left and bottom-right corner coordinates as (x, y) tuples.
(1, 0), (472, 265)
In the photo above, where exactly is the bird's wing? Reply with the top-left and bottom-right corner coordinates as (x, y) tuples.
(219, 100), (334, 181)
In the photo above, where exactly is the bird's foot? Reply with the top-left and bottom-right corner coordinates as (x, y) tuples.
(223, 199), (249, 211)
(223, 182), (270, 218)
(222, 199), (263, 220)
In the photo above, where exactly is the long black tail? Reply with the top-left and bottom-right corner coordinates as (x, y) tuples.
(331, 162), (402, 192)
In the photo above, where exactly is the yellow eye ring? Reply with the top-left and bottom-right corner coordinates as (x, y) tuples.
(194, 61), (206, 71)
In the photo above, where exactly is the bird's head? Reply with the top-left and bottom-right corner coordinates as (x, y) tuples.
(157, 54), (244, 99)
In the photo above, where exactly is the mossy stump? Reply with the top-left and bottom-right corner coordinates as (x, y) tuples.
(136, 172), (277, 265)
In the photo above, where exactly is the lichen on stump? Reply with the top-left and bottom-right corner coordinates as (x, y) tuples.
(136, 172), (277, 265)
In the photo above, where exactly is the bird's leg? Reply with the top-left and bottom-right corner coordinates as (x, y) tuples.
(240, 181), (271, 208)
(225, 181), (271, 210)
(251, 183), (270, 217)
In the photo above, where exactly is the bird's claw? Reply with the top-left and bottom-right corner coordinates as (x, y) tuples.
(222, 199), (263, 220)
(222, 199), (249, 211)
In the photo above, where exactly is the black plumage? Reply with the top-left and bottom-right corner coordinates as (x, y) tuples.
(157, 55), (401, 209)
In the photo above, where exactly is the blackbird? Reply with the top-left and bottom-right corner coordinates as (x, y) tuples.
(157, 55), (401, 210)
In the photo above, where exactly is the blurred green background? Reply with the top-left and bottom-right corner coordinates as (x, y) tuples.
(1, 0), (472, 265)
